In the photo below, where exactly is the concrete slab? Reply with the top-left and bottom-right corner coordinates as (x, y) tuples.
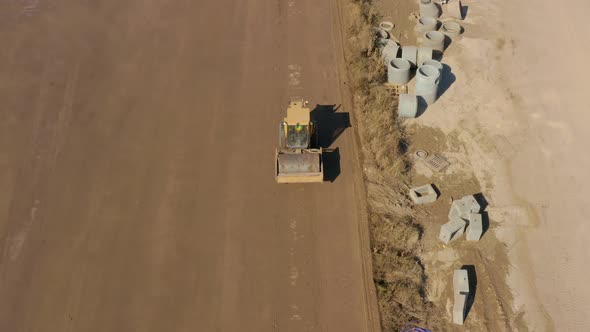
(409, 184), (438, 204)
(466, 213), (483, 241)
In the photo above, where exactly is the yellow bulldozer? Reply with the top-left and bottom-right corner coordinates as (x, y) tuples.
(275, 99), (324, 184)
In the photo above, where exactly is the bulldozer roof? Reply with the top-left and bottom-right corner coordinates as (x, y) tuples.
(284, 100), (311, 125)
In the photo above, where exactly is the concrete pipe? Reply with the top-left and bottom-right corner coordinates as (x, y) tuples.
(387, 58), (411, 85)
(374, 27), (389, 39)
(375, 38), (390, 49)
(417, 46), (433, 66)
(422, 31), (445, 52)
(447, 0), (463, 20)
(416, 16), (438, 32)
(382, 43), (400, 64)
(422, 59), (443, 72)
(398, 94), (418, 118)
(416, 64), (441, 105)
(441, 21), (462, 37)
(379, 21), (395, 32)
(419, 0), (440, 18)
(401, 46), (418, 68)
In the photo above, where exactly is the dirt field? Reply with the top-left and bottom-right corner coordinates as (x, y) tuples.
(0, 1), (380, 331)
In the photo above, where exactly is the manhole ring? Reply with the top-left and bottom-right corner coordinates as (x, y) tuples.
(415, 150), (429, 159)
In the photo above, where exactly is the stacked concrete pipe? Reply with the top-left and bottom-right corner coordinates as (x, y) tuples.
(417, 46), (433, 66)
(419, 0), (440, 18)
(422, 59), (443, 72)
(401, 46), (418, 68)
(387, 58), (411, 85)
(382, 42), (400, 64)
(416, 16), (438, 32)
(416, 64), (441, 105)
(422, 30), (445, 52)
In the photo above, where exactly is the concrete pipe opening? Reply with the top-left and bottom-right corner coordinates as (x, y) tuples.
(390, 58), (411, 71)
(423, 31), (445, 52)
(417, 64), (441, 81)
(379, 21), (394, 32)
(441, 21), (462, 36)
(422, 59), (442, 72)
(417, 16), (438, 32)
(388, 58), (411, 84)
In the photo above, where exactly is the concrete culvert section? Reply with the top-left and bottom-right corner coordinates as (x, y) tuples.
(375, 37), (390, 49)
(401, 46), (418, 68)
(416, 64), (441, 105)
(387, 58), (411, 84)
(419, 0), (441, 18)
(381, 42), (399, 64)
(398, 94), (418, 118)
(441, 21), (462, 37)
(422, 31), (445, 52)
(417, 46), (433, 66)
(417, 16), (438, 32)
(422, 59), (443, 72)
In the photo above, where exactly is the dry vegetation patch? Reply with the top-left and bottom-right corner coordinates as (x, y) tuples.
(343, 0), (444, 330)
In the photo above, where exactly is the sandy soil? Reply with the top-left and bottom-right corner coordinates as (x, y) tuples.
(398, 0), (590, 330)
(0, 1), (379, 331)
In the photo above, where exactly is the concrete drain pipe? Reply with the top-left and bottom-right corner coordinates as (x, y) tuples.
(416, 16), (438, 33)
(387, 58), (411, 85)
(417, 46), (433, 67)
(419, 0), (441, 18)
(416, 64), (441, 105)
(441, 21), (462, 37)
(422, 59), (443, 73)
(401, 46), (418, 68)
(422, 31), (445, 52)
(398, 94), (418, 118)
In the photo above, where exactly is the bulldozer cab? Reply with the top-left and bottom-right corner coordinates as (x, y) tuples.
(275, 99), (324, 184)
(283, 123), (310, 149)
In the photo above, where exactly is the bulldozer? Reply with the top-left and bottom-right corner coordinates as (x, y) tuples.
(275, 99), (324, 184)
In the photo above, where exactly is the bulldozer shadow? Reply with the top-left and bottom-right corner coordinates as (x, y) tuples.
(310, 104), (350, 148)
(323, 147), (341, 182)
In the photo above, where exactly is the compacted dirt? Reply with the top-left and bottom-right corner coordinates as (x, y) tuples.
(0, 1), (378, 331)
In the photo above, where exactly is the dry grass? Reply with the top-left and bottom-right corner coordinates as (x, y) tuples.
(342, 0), (444, 330)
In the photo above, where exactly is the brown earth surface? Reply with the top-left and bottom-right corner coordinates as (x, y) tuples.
(0, 1), (380, 331)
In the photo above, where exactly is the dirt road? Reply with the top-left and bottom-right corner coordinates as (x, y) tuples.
(0, 1), (378, 331)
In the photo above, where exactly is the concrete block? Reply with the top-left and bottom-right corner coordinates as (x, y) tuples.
(453, 269), (470, 325)
(453, 269), (469, 293)
(453, 292), (467, 325)
(449, 200), (469, 219)
(466, 213), (483, 241)
(438, 217), (466, 244)
(409, 184), (438, 204)
(461, 195), (481, 213)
